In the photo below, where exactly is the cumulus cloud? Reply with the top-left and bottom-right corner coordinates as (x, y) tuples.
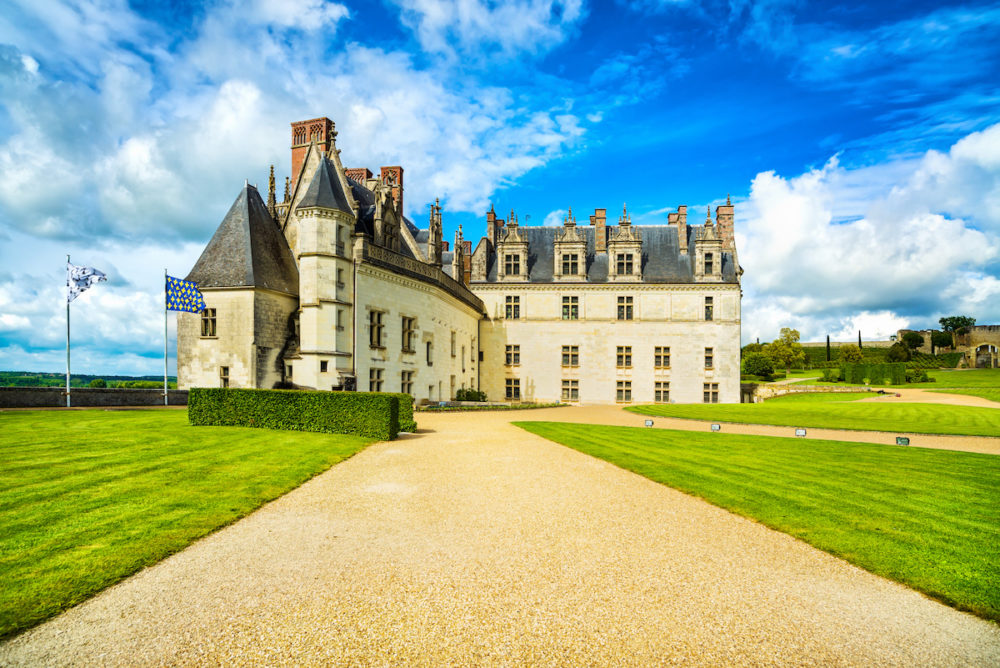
(739, 123), (1000, 343)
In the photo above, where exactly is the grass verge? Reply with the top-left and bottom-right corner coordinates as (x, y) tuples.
(0, 409), (372, 639)
(417, 402), (565, 412)
(626, 394), (1000, 437)
(928, 389), (1000, 404)
(927, 369), (1000, 388)
(514, 421), (1000, 622)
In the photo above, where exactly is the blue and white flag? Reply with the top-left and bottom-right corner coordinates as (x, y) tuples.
(67, 263), (107, 302)
(166, 275), (206, 313)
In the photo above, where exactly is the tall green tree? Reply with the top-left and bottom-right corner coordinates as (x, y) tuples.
(901, 331), (924, 350)
(939, 316), (976, 336)
(839, 343), (864, 363)
(765, 328), (806, 373)
(930, 330), (953, 352)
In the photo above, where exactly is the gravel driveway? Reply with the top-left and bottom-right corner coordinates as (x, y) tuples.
(2, 409), (998, 665)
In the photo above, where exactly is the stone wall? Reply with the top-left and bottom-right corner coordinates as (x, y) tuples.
(0, 387), (188, 408)
(741, 383), (873, 403)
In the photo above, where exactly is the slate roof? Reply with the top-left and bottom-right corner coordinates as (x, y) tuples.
(298, 158), (353, 214)
(187, 185), (299, 295)
(480, 225), (737, 283)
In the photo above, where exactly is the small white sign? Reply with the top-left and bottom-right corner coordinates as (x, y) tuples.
(795, 428), (807, 437)
(711, 423), (721, 432)
(644, 419), (654, 427)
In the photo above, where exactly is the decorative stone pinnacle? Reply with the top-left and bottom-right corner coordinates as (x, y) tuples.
(727, 193), (731, 205)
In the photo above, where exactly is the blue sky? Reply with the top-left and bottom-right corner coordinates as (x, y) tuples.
(1, 0), (999, 375)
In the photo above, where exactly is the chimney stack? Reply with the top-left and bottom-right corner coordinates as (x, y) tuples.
(591, 208), (607, 253)
(715, 194), (735, 250)
(380, 166), (404, 215)
(290, 117), (334, 187)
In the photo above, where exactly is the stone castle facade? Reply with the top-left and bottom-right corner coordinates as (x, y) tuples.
(178, 117), (743, 404)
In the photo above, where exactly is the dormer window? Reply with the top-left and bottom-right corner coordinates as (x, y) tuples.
(561, 253), (579, 275)
(616, 253), (634, 276)
(504, 253), (521, 276)
(704, 252), (714, 275)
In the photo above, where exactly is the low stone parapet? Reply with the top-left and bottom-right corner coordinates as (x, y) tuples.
(0, 387), (188, 408)
(741, 383), (874, 403)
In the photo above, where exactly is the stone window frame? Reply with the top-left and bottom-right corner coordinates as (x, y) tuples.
(505, 344), (520, 366)
(704, 252), (714, 275)
(201, 308), (217, 338)
(219, 366), (229, 388)
(703, 382), (719, 403)
(617, 295), (634, 321)
(615, 253), (634, 276)
(369, 309), (386, 349)
(401, 370), (414, 395)
(503, 253), (521, 276)
(401, 316), (417, 352)
(369, 368), (384, 392)
(561, 345), (579, 367)
(505, 378), (521, 400)
(451, 331), (457, 357)
(505, 295), (521, 320)
(561, 295), (579, 320)
(561, 253), (579, 276)
(320, 360), (328, 373)
(654, 346), (671, 369)
(616, 346), (633, 369)
(705, 347), (714, 369)
(561, 379), (579, 401)
(705, 296), (714, 321)
(655, 381), (669, 403)
(426, 340), (433, 366)
(616, 380), (632, 403)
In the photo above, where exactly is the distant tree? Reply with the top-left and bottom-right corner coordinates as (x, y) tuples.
(939, 316), (976, 336)
(742, 352), (774, 379)
(764, 328), (806, 373)
(839, 343), (864, 363)
(88, 378), (107, 388)
(741, 342), (764, 355)
(930, 330), (952, 351)
(886, 342), (911, 363)
(901, 332), (924, 350)
(826, 335), (831, 362)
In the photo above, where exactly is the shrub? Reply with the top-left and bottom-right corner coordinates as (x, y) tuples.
(839, 344), (864, 363)
(742, 352), (774, 379)
(386, 392), (417, 432)
(821, 368), (841, 382)
(906, 369), (932, 384)
(901, 332), (924, 350)
(931, 330), (953, 350)
(455, 387), (487, 402)
(886, 342), (911, 363)
(189, 388), (399, 440)
(88, 378), (107, 388)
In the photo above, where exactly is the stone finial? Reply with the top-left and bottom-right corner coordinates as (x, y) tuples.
(727, 193), (731, 206)
(565, 207), (575, 226)
(705, 205), (712, 225)
(267, 165), (277, 214)
(619, 203), (630, 225)
(284, 176), (290, 203)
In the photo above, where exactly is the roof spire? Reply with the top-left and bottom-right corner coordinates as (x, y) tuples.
(706, 205), (712, 225)
(726, 193), (731, 206)
(267, 165), (277, 214)
(284, 176), (290, 203)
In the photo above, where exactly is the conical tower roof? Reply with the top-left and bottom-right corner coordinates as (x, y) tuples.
(186, 184), (299, 295)
(297, 156), (353, 214)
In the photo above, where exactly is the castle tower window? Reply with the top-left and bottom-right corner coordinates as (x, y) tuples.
(369, 368), (384, 392)
(505, 295), (520, 319)
(505, 344), (520, 366)
(320, 360), (328, 373)
(655, 381), (669, 403)
(655, 346), (670, 368)
(562, 296), (579, 320)
(201, 308), (217, 337)
(705, 347), (714, 369)
(561, 379), (579, 401)
(219, 366), (229, 388)
(705, 296), (714, 321)
(506, 378), (521, 400)
(616, 380), (632, 403)
(402, 317), (416, 352)
(561, 254), (579, 276)
(401, 370), (414, 395)
(426, 340), (433, 366)
(704, 382), (719, 403)
(504, 254), (521, 276)
(616, 346), (632, 368)
(369, 310), (385, 348)
(451, 331), (456, 357)
(616, 253), (634, 276)
(704, 252), (714, 275)
(561, 345), (579, 367)
(617, 296), (633, 320)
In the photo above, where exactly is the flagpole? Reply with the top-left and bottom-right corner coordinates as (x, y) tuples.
(164, 269), (168, 406)
(66, 254), (71, 408)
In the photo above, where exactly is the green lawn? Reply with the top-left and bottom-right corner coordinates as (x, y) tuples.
(929, 389), (1000, 404)
(627, 393), (1000, 436)
(927, 369), (1000, 387)
(0, 409), (372, 639)
(515, 421), (1000, 622)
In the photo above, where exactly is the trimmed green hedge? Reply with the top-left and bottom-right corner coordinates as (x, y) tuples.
(839, 363), (906, 385)
(386, 393), (417, 432)
(189, 388), (399, 440)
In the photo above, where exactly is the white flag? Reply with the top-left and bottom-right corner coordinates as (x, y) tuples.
(67, 263), (107, 302)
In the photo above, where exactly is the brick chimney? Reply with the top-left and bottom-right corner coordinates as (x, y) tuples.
(380, 166), (403, 215)
(345, 167), (373, 183)
(590, 208), (607, 253)
(715, 195), (735, 250)
(290, 117), (334, 187)
(677, 205), (688, 255)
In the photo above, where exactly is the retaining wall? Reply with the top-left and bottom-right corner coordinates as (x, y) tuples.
(0, 387), (188, 408)
(741, 383), (874, 403)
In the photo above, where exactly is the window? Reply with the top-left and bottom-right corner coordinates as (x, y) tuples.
(561, 296), (579, 320)
(655, 346), (671, 368)
(219, 366), (229, 388)
(561, 253), (579, 275)
(286, 364), (293, 378)
(462, 346), (466, 372)
(336, 308), (344, 331)
(704, 382), (719, 403)
(200, 308), (217, 337)
(504, 253), (521, 276)
(505, 295), (520, 319)
(320, 360), (328, 373)
(369, 368), (383, 392)
(402, 317), (416, 352)
(655, 381), (669, 403)
(505, 378), (521, 400)
(426, 340), (433, 366)
(401, 370), (413, 395)
(705, 296), (714, 321)
(337, 268), (345, 289)
(505, 344), (520, 366)
(704, 252), (713, 275)
(616, 380), (632, 403)
(616, 346), (632, 368)
(561, 379), (579, 401)
(617, 295), (633, 320)
(616, 253), (634, 275)
(561, 345), (579, 367)
(705, 347), (714, 369)
(451, 331), (456, 357)
(369, 310), (385, 348)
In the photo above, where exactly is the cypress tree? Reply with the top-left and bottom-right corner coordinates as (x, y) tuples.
(858, 330), (863, 349)
(826, 335), (831, 361)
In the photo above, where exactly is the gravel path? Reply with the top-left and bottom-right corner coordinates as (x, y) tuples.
(3, 410), (999, 666)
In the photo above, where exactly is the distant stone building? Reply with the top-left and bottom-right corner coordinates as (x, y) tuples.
(178, 116), (743, 404)
(897, 327), (1000, 368)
